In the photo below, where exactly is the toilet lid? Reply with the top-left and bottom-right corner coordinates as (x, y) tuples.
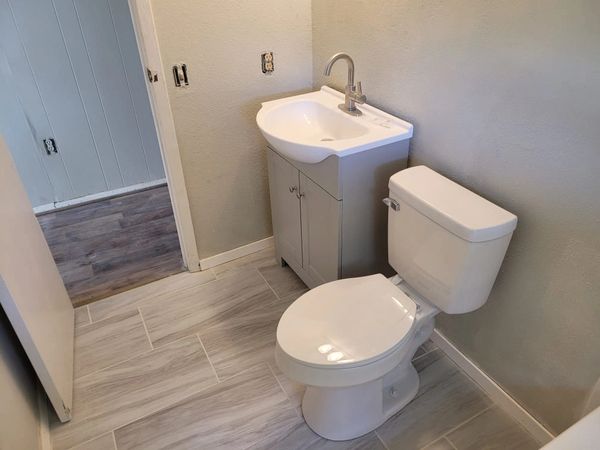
(277, 274), (417, 369)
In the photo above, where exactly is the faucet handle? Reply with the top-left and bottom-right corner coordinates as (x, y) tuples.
(352, 81), (366, 104)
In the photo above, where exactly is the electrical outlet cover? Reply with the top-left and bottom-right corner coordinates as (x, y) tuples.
(261, 52), (274, 74)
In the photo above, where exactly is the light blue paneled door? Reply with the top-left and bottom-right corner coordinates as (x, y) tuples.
(0, 0), (164, 208)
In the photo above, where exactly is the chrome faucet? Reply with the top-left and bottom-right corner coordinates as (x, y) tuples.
(323, 52), (366, 116)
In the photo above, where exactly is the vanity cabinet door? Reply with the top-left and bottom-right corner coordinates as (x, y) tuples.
(267, 150), (303, 268)
(299, 173), (342, 284)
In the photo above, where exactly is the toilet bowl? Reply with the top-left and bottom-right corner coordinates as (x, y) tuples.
(276, 274), (438, 440)
(275, 165), (518, 440)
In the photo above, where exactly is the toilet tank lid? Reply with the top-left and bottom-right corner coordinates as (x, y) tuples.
(389, 166), (517, 242)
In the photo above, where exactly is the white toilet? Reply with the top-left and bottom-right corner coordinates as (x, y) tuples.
(275, 165), (518, 441)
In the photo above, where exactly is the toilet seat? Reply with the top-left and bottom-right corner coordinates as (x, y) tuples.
(276, 274), (417, 387)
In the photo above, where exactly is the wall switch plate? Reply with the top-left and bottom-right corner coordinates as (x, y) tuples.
(261, 52), (274, 74)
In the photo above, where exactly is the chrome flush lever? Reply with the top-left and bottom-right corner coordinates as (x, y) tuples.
(383, 197), (400, 211)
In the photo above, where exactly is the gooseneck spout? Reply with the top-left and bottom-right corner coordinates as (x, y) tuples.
(324, 52), (355, 87)
(323, 52), (365, 116)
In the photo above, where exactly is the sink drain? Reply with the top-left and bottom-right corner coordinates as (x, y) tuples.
(320, 137), (334, 142)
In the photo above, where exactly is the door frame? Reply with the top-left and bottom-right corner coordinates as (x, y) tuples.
(127, 0), (200, 271)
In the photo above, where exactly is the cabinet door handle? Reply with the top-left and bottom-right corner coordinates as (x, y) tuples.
(296, 192), (304, 199)
(289, 186), (297, 193)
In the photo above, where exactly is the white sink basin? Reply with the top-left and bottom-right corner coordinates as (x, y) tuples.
(256, 86), (413, 164)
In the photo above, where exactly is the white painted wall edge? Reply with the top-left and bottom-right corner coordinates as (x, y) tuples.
(200, 237), (274, 270)
(431, 329), (555, 445)
(33, 178), (166, 215)
(128, 0), (200, 272)
(540, 406), (600, 450)
(37, 386), (52, 450)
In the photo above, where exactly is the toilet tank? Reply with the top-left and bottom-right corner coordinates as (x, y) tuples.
(386, 166), (517, 314)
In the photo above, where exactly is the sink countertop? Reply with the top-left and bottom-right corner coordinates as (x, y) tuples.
(256, 86), (413, 164)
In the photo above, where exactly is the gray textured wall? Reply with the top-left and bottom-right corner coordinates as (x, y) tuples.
(151, 0), (313, 258)
(313, 0), (600, 434)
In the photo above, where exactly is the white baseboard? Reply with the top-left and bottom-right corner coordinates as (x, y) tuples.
(34, 178), (167, 215)
(431, 329), (554, 445)
(199, 236), (274, 271)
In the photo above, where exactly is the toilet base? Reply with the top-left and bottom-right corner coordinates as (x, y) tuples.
(301, 362), (420, 441)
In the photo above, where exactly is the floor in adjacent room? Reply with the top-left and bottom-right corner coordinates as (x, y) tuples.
(38, 185), (184, 307)
(50, 244), (542, 450)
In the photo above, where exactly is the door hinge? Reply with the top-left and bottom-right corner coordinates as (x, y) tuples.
(146, 67), (158, 83)
(172, 63), (189, 87)
(42, 138), (58, 155)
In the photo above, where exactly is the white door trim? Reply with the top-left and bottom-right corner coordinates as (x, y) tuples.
(127, 0), (200, 272)
(431, 329), (555, 445)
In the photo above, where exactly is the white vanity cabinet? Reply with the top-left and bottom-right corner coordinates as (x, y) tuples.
(267, 140), (409, 289)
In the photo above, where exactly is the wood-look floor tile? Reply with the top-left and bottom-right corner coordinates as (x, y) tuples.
(114, 363), (299, 450)
(74, 310), (151, 379)
(43, 213), (123, 244)
(199, 296), (288, 380)
(376, 358), (493, 449)
(197, 287), (306, 380)
(58, 262), (95, 285)
(141, 269), (276, 348)
(268, 361), (305, 414)
(70, 433), (115, 450)
(117, 205), (174, 228)
(249, 420), (387, 449)
(40, 186), (184, 306)
(74, 307), (90, 329)
(88, 269), (215, 322)
(212, 245), (277, 279)
(413, 350), (459, 398)
(413, 339), (439, 359)
(446, 405), (539, 450)
(50, 336), (217, 450)
(258, 264), (307, 298)
(421, 437), (456, 450)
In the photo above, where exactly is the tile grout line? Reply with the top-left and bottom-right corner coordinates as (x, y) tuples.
(444, 436), (459, 450)
(111, 430), (118, 450)
(196, 333), (220, 383)
(374, 430), (391, 450)
(411, 346), (439, 363)
(421, 404), (494, 449)
(87, 271), (219, 323)
(106, 362), (274, 445)
(256, 268), (280, 300)
(440, 404), (494, 438)
(69, 353), (235, 449)
(266, 362), (294, 402)
(138, 307), (154, 350)
(63, 433), (107, 450)
(266, 361), (303, 419)
(72, 331), (202, 383)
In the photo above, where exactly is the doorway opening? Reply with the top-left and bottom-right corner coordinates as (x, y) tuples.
(0, 0), (195, 306)
(37, 185), (182, 306)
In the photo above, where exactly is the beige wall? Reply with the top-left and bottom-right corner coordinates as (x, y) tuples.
(0, 310), (41, 450)
(151, 0), (313, 259)
(313, 0), (600, 434)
